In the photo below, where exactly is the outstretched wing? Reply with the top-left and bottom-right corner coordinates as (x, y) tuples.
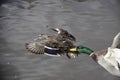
(25, 42), (45, 55)
(104, 47), (120, 70)
(51, 28), (76, 41)
(111, 32), (120, 48)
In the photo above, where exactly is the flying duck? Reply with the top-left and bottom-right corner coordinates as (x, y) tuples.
(25, 28), (76, 58)
(70, 32), (120, 76)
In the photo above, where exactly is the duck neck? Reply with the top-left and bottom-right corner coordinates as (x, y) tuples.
(70, 45), (93, 55)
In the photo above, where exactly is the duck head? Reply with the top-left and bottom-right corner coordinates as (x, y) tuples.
(51, 28), (76, 41)
(69, 45), (94, 55)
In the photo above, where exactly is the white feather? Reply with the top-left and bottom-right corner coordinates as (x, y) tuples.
(104, 47), (120, 70)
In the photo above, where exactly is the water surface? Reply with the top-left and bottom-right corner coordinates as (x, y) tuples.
(0, 0), (120, 80)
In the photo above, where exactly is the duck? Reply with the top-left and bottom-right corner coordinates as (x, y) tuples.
(69, 32), (120, 76)
(25, 28), (76, 58)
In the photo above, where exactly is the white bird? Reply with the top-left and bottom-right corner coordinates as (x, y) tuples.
(70, 32), (120, 76)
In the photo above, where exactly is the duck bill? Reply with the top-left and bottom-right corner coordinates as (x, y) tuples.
(70, 48), (77, 52)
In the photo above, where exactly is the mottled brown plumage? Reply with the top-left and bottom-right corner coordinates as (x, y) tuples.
(90, 49), (107, 62)
(25, 28), (76, 58)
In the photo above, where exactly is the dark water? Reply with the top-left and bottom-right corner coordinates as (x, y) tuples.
(0, 0), (120, 80)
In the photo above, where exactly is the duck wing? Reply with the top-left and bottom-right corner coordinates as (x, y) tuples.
(111, 32), (120, 49)
(51, 28), (76, 41)
(104, 47), (120, 70)
(25, 42), (45, 55)
(34, 34), (55, 42)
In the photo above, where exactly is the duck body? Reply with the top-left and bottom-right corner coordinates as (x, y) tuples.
(91, 48), (120, 76)
(25, 28), (77, 58)
(70, 32), (120, 76)
(70, 46), (120, 76)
